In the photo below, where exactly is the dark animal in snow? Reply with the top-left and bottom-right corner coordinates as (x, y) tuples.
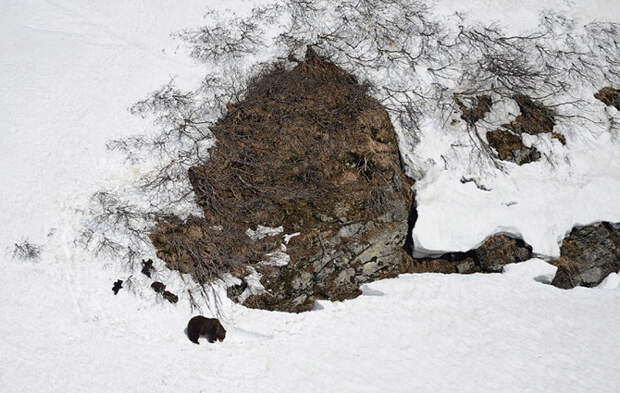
(112, 280), (123, 295)
(187, 316), (226, 344)
(141, 259), (154, 278)
(151, 281), (166, 293)
(162, 290), (178, 304)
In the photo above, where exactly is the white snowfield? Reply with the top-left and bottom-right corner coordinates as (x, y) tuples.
(1, 1), (619, 393)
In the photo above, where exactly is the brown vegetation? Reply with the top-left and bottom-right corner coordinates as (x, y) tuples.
(149, 47), (414, 311)
(486, 94), (564, 165)
(594, 87), (620, 110)
(486, 129), (541, 165)
(455, 95), (493, 126)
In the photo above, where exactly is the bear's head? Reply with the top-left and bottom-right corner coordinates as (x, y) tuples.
(216, 323), (226, 342)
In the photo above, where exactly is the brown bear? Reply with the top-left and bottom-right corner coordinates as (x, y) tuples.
(187, 316), (226, 344)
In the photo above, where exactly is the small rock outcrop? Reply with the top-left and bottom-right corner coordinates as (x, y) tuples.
(486, 129), (541, 165)
(406, 234), (533, 274)
(504, 94), (556, 136)
(594, 87), (620, 110)
(486, 94), (564, 165)
(550, 222), (620, 289)
(454, 95), (493, 126)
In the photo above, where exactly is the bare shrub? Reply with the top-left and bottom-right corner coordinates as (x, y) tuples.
(11, 240), (42, 261)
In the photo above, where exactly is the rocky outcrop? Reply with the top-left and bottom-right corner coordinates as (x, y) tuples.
(486, 129), (541, 165)
(151, 47), (415, 313)
(594, 87), (620, 110)
(504, 94), (556, 136)
(486, 94), (565, 165)
(405, 234), (533, 274)
(550, 222), (620, 289)
(454, 95), (493, 126)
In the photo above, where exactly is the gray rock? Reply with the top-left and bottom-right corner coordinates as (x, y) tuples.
(551, 222), (620, 289)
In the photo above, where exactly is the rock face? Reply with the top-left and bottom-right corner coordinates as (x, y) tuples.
(551, 222), (620, 289)
(405, 234), (533, 274)
(151, 47), (414, 312)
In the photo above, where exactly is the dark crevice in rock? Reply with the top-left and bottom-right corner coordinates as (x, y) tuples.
(402, 192), (418, 256)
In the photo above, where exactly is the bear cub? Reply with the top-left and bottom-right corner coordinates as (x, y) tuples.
(187, 316), (226, 344)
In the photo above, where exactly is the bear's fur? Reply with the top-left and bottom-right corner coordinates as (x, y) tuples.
(187, 316), (226, 344)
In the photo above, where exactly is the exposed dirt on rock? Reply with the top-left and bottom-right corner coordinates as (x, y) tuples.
(594, 87), (620, 110)
(150, 47), (414, 312)
(505, 94), (556, 136)
(486, 94), (563, 165)
(486, 129), (541, 165)
(455, 95), (493, 126)
(151, 281), (166, 294)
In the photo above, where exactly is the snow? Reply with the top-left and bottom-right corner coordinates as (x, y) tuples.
(1, 1), (619, 392)
(411, 128), (620, 256)
(2, 255), (619, 393)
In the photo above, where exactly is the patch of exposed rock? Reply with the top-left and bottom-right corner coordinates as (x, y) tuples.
(454, 95), (493, 126)
(505, 94), (556, 136)
(150, 47), (414, 312)
(486, 129), (541, 165)
(405, 234), (533, 274)
(594, 87), (620, 110)
(550, 222), (620, 289)
(486, 94), (565, 165)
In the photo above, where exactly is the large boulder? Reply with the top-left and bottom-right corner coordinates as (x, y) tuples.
(151, 47), (414, 312)
(551, 222), (620, 289)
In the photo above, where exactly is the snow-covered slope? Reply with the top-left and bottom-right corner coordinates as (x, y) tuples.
(2, 252), (619, 392)
(1, 1), (619, 392)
